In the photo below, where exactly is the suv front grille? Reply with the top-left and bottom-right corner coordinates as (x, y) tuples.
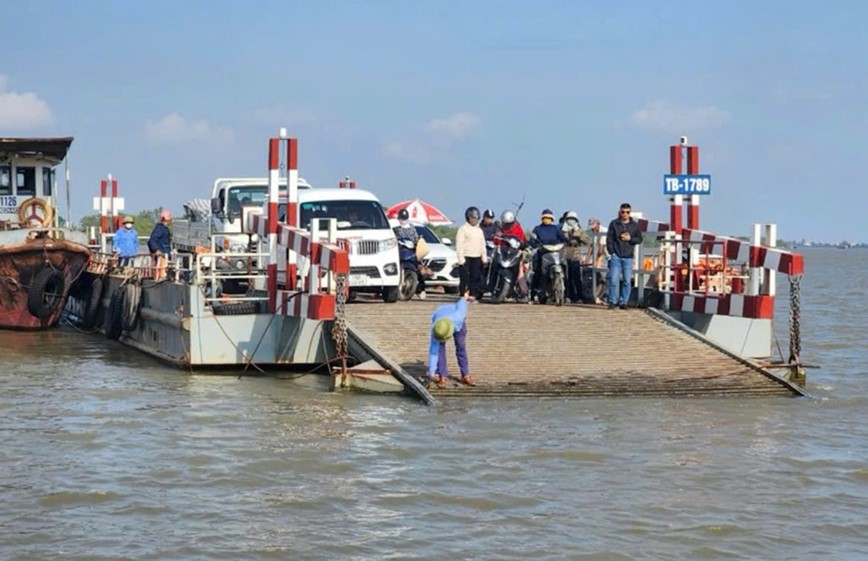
(353, 240), (380, 255)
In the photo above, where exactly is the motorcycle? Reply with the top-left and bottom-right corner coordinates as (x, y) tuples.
(397, 238), (419, 301)
(537, 243), (566, 306)
(486, 235), (525, 304)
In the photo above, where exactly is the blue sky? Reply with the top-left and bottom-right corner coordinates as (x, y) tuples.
(2, 0), (865, 242)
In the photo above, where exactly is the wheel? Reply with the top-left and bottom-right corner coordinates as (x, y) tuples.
(397, 268), (418, 301)
(105, 288), (125, 340)
(491, 279), (510, 304)
(382, 286), (399, 303)
(538, 278), (549, 305)
(554, 271), (565, 306)
(27, 268), (65, 319)
(82, 278), (104, 328)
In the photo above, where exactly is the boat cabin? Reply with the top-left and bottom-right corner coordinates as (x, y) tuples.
(0, 137), (72, 229)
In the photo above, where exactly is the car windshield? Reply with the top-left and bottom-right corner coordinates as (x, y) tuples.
(285, 200), (391, 230)
(228, 185), (268, 219)
(414, 225), (441, 244)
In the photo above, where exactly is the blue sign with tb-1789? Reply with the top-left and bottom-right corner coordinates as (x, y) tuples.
(663, 174), (712, 195)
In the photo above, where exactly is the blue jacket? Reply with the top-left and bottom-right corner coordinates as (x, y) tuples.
(147, 223), (172, 254)
(113, 227), (139, 257)
(428, 298), (468, 374)
(531, 223), (567, 246)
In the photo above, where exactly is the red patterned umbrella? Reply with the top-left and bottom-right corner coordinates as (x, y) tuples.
(386, 199), (453, 225)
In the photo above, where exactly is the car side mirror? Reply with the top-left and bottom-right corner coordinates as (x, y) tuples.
(210, 197), (223, 217)
(441, 238), (452, 245)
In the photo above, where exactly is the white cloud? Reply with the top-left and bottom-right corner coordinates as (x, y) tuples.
(254, 105), (317, 127)
(628, 100), (730, 133)
(425, 111), (481, 139)
(384, 111), (481, 164)
(0, 74), (55, 129)
(144, 113), (234, 146)
(382, 142), (433, 165)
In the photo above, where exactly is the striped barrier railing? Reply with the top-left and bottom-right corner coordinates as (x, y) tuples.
(246, 132), (350, 320)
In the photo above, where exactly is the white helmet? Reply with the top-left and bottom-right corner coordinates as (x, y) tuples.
(501, 210), (515, 225)
(566, 211), (578, 221)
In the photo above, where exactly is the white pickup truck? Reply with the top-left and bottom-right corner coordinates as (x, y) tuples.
(173, 176), (312, 260)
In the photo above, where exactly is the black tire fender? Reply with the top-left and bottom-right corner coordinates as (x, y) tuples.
(105, 288), (124, 340)
(121, 284), (142, 331)
(82, 278), (104, 328)
(27, 268), (65, 319)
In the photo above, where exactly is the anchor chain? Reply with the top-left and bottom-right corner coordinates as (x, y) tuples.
(331, 273), (349, 381)
(788, 274), (802, 363)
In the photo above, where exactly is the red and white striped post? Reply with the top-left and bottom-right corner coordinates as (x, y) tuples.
(686, 145), (700, 230)
(99, 178), (108, 234)
(266, 129), (300, 313)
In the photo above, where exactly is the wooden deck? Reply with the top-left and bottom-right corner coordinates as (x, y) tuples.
(345, 295), (802, 399)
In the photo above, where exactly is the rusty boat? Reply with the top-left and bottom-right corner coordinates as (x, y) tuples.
(0, 137), (90, 330)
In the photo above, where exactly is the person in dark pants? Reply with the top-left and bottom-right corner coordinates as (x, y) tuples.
(456, 206), (487, 300)
(427, 296), (476, 389)
(529, 208), (567, 302)
(606, 203), (644, 309)
(561, 211), (590, 303)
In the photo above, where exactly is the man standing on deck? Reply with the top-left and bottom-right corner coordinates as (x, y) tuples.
(113, 215), (139, 268)
(427, 296), (477, 389)
(606, 203), (643, 309)
(148, 210), (173, 280)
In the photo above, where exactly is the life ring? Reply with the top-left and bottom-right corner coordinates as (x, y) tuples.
(27, 267), (65, 319)
(105, 288), (125, 340)
(82, 278), (104, 328)
(18, 197), (54, 227)
(121, 283), (142, 331)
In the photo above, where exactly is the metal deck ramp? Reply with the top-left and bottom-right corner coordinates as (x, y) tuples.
(345, 298), (803, 399)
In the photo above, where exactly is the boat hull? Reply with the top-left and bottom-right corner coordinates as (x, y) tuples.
(0, 235), (91, 330)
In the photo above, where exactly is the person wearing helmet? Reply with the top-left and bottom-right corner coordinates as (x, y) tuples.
(494, 209), (529, 302)
(394, 208), (420, 245)
(148, 209), (173, 279)
(528, 208), (567, 302)
(456, 206), (487, 300)
(497, 210), (526, 245)
(427, 296), (476, 389)
(393, 207), (425, 298)
(480, 208), (498, 242)
(113, 215), (139, 267)
(562, 211), (591, 302)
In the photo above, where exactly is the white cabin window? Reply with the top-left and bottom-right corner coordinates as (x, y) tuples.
(16, 166), (36, 196)
(0, 166), (10, 195)
(42, 168), (53, 196)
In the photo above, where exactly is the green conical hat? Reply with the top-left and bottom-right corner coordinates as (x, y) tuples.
(432, 318), (454, 342)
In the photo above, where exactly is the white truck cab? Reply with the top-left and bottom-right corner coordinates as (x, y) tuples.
(209, 177), (312, 249)
(278, 188), (401, 302)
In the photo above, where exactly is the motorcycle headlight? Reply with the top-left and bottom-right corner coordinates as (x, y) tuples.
(380, 238), (398, 252)
(508, 238), (521, 249)
(229, 243), (246, 253)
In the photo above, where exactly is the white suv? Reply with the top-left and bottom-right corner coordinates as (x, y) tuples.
(294, 189), (400, 302)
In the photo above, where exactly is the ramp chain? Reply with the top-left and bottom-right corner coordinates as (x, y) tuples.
(788, 274), (802, 363)
(331, 273), (349, 381)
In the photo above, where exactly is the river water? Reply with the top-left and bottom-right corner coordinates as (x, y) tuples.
(1, 248), (865, 560)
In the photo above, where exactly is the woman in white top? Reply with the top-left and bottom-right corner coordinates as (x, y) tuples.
(455, 206), (488, 299)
